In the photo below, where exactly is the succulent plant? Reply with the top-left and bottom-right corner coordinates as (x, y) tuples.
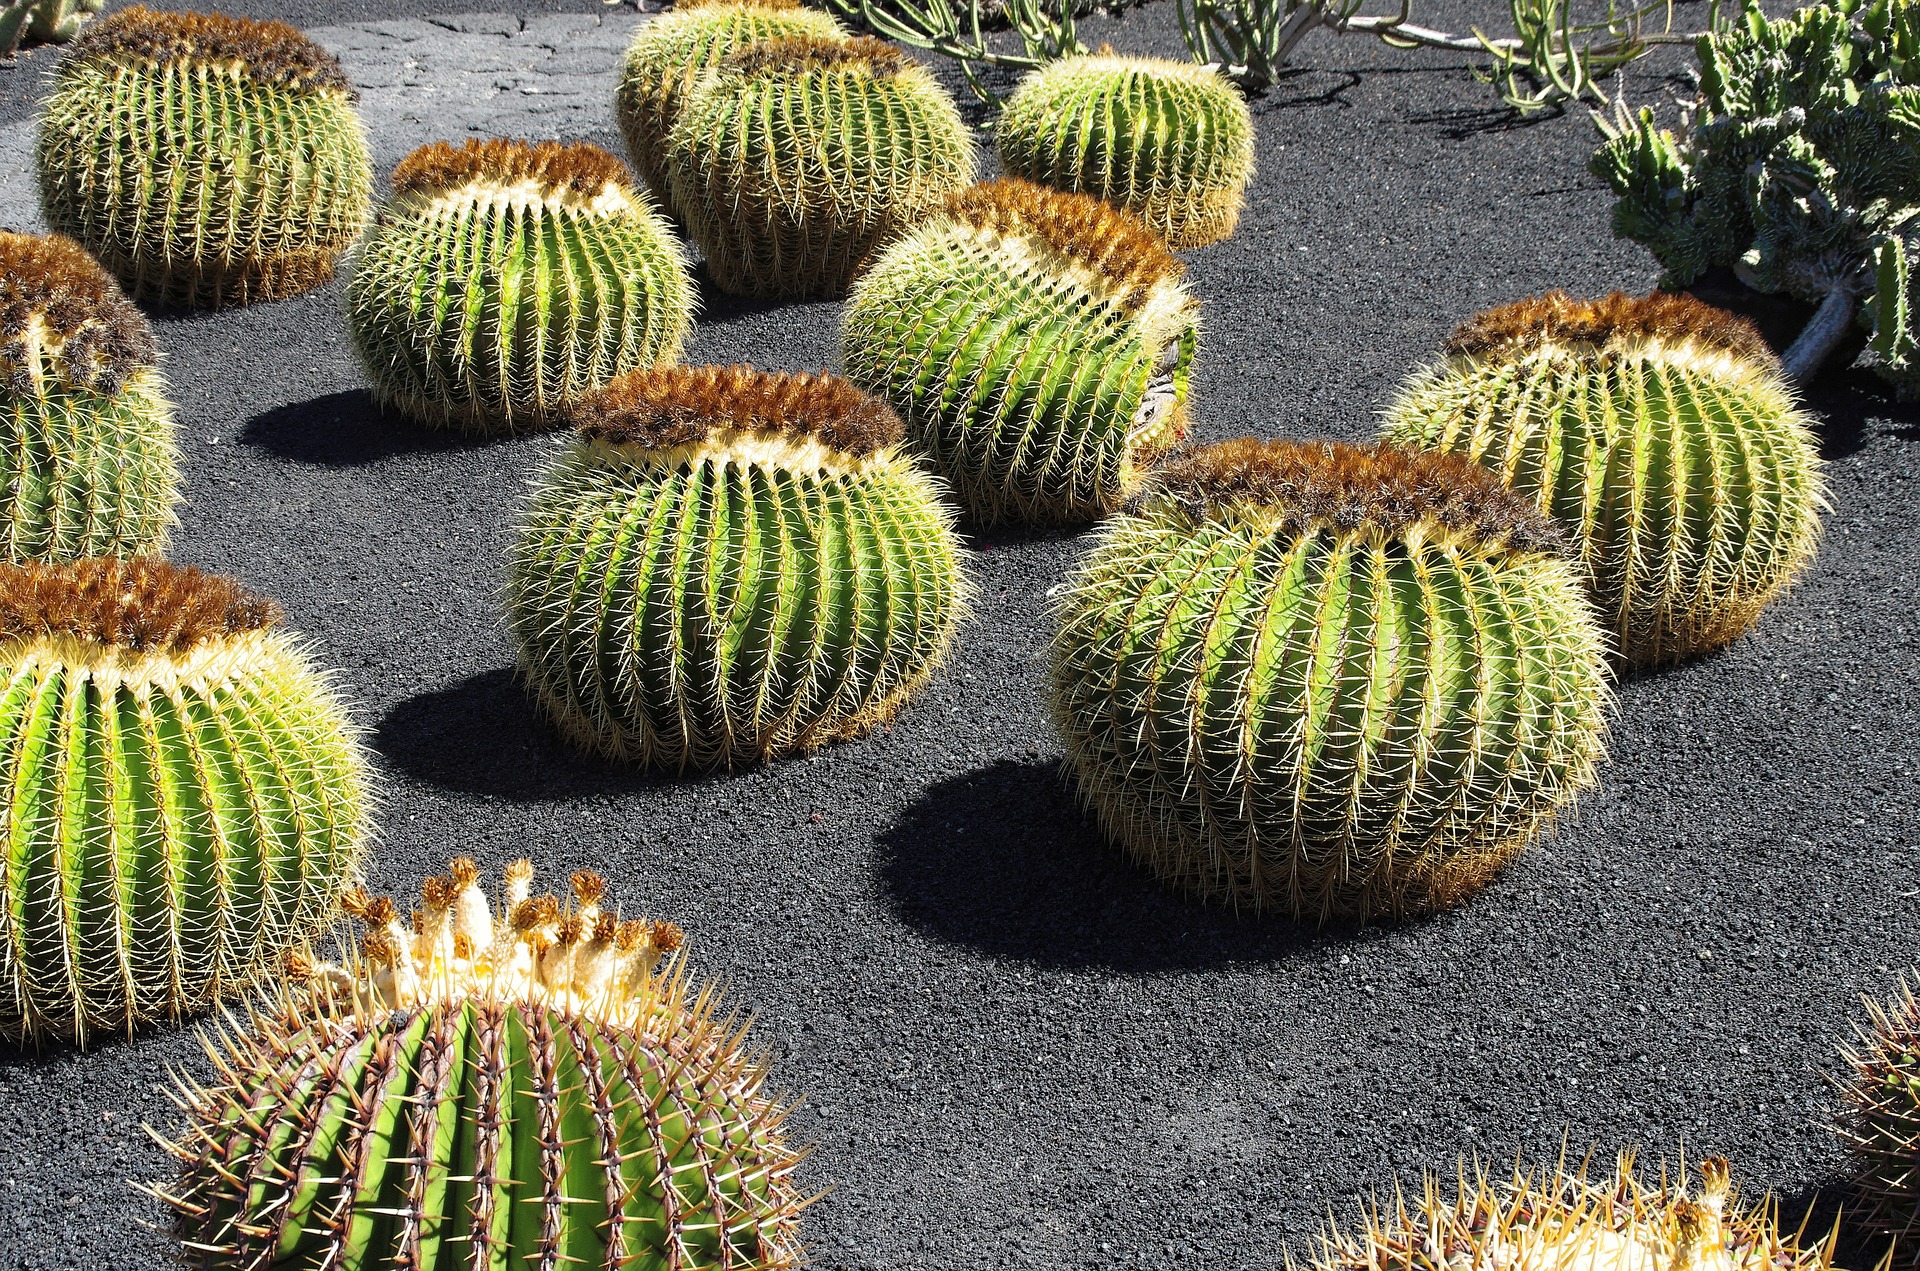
(508, 365), (967, 770)
(615, 0), (847, 210)
(346, 139), (695, 436)
(0, 231), (181, 562)
(995, 52), (1254, 250)
(1383, 292), (1827, 667)
(668, 36), (975, 298)
(36, 6), (373, 308)
(843, 178), (1200, 525)
(1049, 439), (1609, 921)
(159, 860), (806, 1270)
(0, 0), (105, 57)
(0, 557), (370, 1047)
(1835, 976), (1920, 1270)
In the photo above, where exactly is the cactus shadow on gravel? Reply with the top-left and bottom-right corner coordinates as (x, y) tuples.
(241, 389), (476, 466)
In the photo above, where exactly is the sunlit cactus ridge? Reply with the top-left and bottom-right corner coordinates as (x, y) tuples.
(1835, 976), (1920, 1270)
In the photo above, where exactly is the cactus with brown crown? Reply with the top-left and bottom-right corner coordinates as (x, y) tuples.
(508, 365), (967, 770)
(1834, 976), (1920, 1270)
(157, 860), (806, 1271)
(667, 36), (974, 298)
(0, 558), (370, 1047)
(0, 231), (180, 562)
(347, 139), (694, 436)
(36, 6), (372, 308)
(1049, 439), (1609, 921)
(1383, 292), (1827, 667)
(844, 178), (1200, 525)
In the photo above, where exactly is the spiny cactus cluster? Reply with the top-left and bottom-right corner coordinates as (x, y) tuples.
(161, 860), (805, 1271)
(1835, 977), (1920, 1270)
(36, 6), (372, 308)
(0, 0), (104, 56)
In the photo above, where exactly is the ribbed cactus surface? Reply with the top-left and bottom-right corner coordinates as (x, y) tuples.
(0, 231), (180, 562)
(347, 139), (694, 435)
(36, 6), (372, 308)
(0, 558), (370, 1047)
(163, 862), (805, 1271)
(995, 54), (1254, 250)
(1384, 292), (1827, 667)
(844, 179), (1199, 525)
(668, 36), (974, 298)
(1050, 440), (1609, 921)
(1836, 977), (1920, 1270)
(508, 365), (967, 770)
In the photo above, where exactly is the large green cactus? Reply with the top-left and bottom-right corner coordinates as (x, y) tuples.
(0, 231), (180, 562)
(508, 364), (968, 770)
(0, 557), (370, 1047)
(843, 178), (1200, 525)
(36, 6), (372, 308)
(1835, 977), (1920, 1271)
(668, 36), (975, 298)
(1049, 439), (1609, 922)
(1384, 292), (1827, 667)
(347, 139), (695, 436)
(161, 860), (806, 1271)
(995, 53), (1254, 250)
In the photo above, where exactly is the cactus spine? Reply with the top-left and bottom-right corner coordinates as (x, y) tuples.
(995, 53), (1254, 250)
(36, 6), (372, 308)
(508, 365), (967, 770)
(668, 36), (975, 298)
(0, 558), (370, 1047)
(1835, 977), (1920, 1270)
(160, 861), (806, 1271)
(1383, 292), (1827, 667)
(844, 178), (1200, 525)
(347, 139), (695, 436)
(1049, 439), (1609, 921)
(0, 231), (180, 562)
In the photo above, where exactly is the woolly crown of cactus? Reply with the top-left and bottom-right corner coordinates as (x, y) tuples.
(389, 136), (635, 198)
(62, 4), (353, 92)
(0, 230), (157, 396)
(0, 556), (276, 656)
(567, 361), (905, 456)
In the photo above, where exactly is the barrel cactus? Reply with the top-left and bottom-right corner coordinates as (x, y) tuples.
(1835, 976), (1920, 1270)
(347, 139), (695, 436)
(0, 230), (180, 562)
(508, 364), (967, 770)
(995, 53), (1254, 250)
(36, 5), (372, 308)
(1383, 291), (1827, 667)
(0, 557), (370, 1047)
(668, 36), (974, 298)
(160, 860), (807, 1270)
(1049, 439), (1609, 922)
(844, 178), (1200, 525)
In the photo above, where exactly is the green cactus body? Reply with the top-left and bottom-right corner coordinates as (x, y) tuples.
(1383, 292), (1827, 667)
(508, 365), (967, 770)
(615, 0), (846, 211)
(346, 139), (695, 436)
(844, 178), (1200, 525)
(1837, 979), (1920, 1271)
(35, 6), (372, 308)
(668, 36), (975, 299)
(1049, 439), (1609, 922)
(0, 231), (181, 562)
(995, 54), (1254, 250)
(0, 558), (370, 1047)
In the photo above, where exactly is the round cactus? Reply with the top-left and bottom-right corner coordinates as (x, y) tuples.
(1383, 291), (1827, 667)
(508, 364), (967, 770)
(844, 178), (1200, 525)
(36, 6), (373, 308)
(1049, 439), (1609, 921)
(0, 231), (180, 562)
(160, 860), (806, 1271)
(615, 0), (846, 211)
(0, 557), (370, 1047)
(346, 139), (695, 436)
(1835, 977), (1920, 1270)
(995, 53), (1254, 251)
(667, 36), (975, 299)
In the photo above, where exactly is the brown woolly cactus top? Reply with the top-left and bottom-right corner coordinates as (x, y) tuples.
(724, 34), (911, 77)
(0, 557), (281, 656)
(0, 231), (157, 396)
(678, 0), (805, 11)
(65, 6), (353, 94)
(1446, 291), (1776, 365)
(391, 139), (635, 200)
(942, 179), (1181, 307)
(570, 364), (905, 457)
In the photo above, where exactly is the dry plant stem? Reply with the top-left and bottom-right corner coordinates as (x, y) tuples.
(1782, 284), (1867, 384)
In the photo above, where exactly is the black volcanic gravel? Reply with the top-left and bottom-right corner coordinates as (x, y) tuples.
(1, 3), (1918, 1269)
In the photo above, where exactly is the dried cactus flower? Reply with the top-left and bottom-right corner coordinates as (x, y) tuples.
(1049, 439), (1609, 921)
(36, 6), (372, 308)
(844, 178), (1200, 525)
(1835, 976), (1920, 1270)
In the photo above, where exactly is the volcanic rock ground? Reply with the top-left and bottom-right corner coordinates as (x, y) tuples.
(1, 1), (1917, 1267)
